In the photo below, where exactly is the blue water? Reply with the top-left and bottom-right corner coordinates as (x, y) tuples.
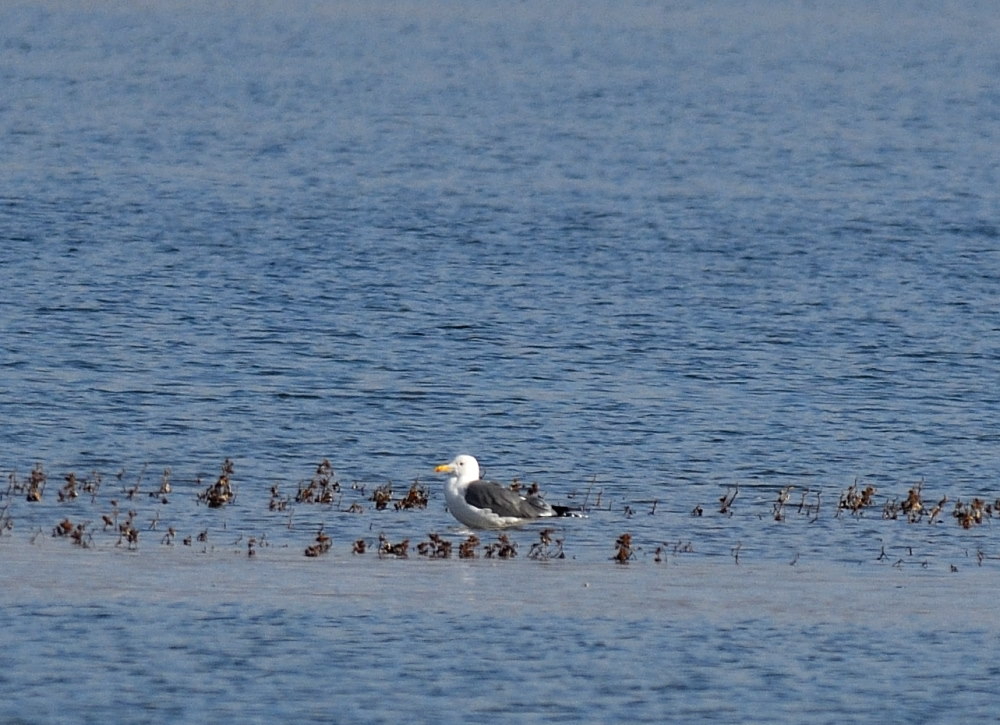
(2, 1), (1000, 722)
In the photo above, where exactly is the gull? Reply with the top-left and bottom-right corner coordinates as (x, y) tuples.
(434, 454), (581, 529)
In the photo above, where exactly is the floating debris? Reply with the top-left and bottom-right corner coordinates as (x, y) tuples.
(0, 503), (12, 536)
(484, 533), (517, 559)
(367, 478), (431, 511)
(371, 483), (393, 511)
(117, 510), (139, 550)
(654, 539), (694, 563)
(304, 527), (331, 557)
(612, 533), (634, 564)
(881, 483), (946, 524)
(149, 468), (171, 503)
(731, 541), (743, 565)
(527, 528), (564, 560)
(718, 485), (739, 515)
(901, 484), (923, 522)
(377, 533), (409, 558)
(837, 481), (877, 515)
(395, 480), (429, 510)
(295, 459), (339, 504)
(52, 518), (91, 547)
(101, 502), (117, 529)
(953, 497), (994, 529)
(198, 458), (235, 508)
(82, 472), (101, 500)
(53, 518), (74, 537)
(25, 464), (46, 502)
(798, 488), (822, 521)
(928, 496), (948, 524)
(5, 471), (20, 497)
(122, 465), (144, 500)
(576, 475), (602, 516)
(6, 457), (1000, 574)
(416, 532), (451, 558)
(58, 473), (79, 502)
(269, 484), (290, 511)
(458, 534), (480, 559)
(772, 486), (793, 521)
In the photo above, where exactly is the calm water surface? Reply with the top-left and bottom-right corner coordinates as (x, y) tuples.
(2, 1), (999, 722)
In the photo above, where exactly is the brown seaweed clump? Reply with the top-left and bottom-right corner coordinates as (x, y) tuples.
(116, 511), (140, 550)
(52, 518), (91, 547)
(458, 534), (480, 559)
(371, 483), (393, 511)
(484, 533), (517, 559)
(953, 498), (994, 529)
(198, 458), (235, 508)
(612, 533), (635, 564)
(58, 473), (79, 502)
(377, 534), (409, 558)
(25, 464), (46, 502)
(416, 532), (451, 558)
(295, 459), (340, 504)
(304, 527), (331, 557)
(395, 480), (429, 510)
(366, 479), (429, 512)
(527, 528), (564, 560)
(838, 481), (878, 516)
(269, 485), (290, 511)
(901, 484), (924, 522)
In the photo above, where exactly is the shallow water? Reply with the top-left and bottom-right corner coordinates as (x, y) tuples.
(4, 539), (1000, 724)
(2, 1), (1000, 722)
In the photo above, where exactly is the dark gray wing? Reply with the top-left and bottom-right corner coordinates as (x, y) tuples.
(463, 480), (554, 518)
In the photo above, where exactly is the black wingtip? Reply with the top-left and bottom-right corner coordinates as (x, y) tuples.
(552, 505), (587, 518)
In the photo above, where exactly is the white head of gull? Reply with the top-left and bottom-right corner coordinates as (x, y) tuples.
(433, 453), (580, 529)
